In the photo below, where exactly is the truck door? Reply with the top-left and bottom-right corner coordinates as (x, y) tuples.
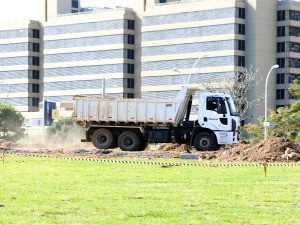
(200, 96), (231, 131)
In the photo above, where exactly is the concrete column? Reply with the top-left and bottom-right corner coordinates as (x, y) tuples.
(245, 0), (278, 122)
(133, 0), (146, 98)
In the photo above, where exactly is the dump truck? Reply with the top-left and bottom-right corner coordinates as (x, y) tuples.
(73, 85), (240, 151)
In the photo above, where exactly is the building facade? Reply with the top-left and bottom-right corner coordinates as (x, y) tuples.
(0, 0), (300, 123)
(276, 0), (300, 108)
(0, 20), (42, 112)
(135, 0), (299, 120)
(135, 0), (246, 117)
(42, 8), (135, 103)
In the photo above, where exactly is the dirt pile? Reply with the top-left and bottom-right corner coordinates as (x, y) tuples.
(199, 136), (300, 162)
(0, 139), (16, 149)
(157, 143), (186, 152)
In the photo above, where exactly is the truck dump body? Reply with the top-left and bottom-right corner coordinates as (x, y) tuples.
(74, 87), (196, 125)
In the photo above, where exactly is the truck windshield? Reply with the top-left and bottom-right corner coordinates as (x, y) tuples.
(225, 97), (238, 116)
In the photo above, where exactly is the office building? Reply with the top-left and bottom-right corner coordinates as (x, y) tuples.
(135, 0), (246, 117)
(0, 20), (42, 112)
(42, 7), (135, 103)
(0, 0), (299, 123)
(276, 0), (300, 107)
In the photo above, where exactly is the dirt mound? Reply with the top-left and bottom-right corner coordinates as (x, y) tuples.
(157, 143), (185, 152)
(199, 136), (300, 162)
(0, 139), (16, 149)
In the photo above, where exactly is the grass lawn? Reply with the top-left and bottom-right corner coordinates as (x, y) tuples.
(0, 156), (299, 225)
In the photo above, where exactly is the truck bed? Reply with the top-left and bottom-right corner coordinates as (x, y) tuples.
(73, 87), (196, 125)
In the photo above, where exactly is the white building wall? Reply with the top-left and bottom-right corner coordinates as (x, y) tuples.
(42, 8), (135, 103)
(244, 0), (278, 121)
(0, 20), (42, 112)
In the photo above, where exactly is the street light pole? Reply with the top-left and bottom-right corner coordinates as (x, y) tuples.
(102, 78), (105, 97)
(264, 64), (279, 140)
(4, 86), (12, 104)
(172, 68), (186, 84)
(187, 54), (208, 85)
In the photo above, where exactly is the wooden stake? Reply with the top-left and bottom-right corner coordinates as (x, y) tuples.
(263, 159), (267, 177)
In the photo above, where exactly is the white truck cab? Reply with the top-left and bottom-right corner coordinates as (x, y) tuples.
(198, 93), (240, 146)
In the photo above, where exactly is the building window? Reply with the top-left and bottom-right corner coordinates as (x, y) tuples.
(289, 10), (300, 21)
(277, 26), (285, 37)
(289, 58), (300, 68)
(159, 0), (166, 3)
(126, 78), (134, 88)
(128, 35), (134, 45)
(277, 10), (286, 21)
(31, 57), (40, 66)
(236, 40), (245, 51)
(32, 43), (40, 52)
(276, 74), (285, 84)
(235, 56), (245, 67)
(237, 24), (245, 35)
(277, 42), (285, 53)
(276, 105), (285, 110)
(32, 70), (40, 79)
(71, 9), (78, 13)
(32, 29), (40, 38)
(289, 26), (300, 37)
(288, 73), (300, 83)
(276, 89), (285, 100)
(277, 58), (285, 68)
(237, 8), (245, 19)
(72, 0), (78, 8)
(127, 49), (134, 59)
(32, 98), (39, 107)
(128, 20), (135, 30)
(127, 64), (134, 74)
(124, 93), (134, 98)
(32, 84), (39, 93)
(289, 42), (300, 52)
(289, 92), (297, 99)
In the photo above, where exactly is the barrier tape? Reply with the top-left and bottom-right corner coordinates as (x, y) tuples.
(4, 152), (300, 167)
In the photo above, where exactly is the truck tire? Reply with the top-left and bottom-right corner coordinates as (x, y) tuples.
(194, 132), (217, 151)
(91, 128), (114, 149)
(118, 131), (141, 151)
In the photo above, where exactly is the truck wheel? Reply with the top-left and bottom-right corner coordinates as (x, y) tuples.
(194, 132), (217, 151)
(91, 128), (113, 149)
(118, 131), (141, 151)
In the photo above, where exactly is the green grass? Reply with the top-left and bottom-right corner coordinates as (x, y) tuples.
(0, 156), (299, 225)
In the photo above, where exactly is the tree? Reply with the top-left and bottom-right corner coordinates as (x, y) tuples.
(201, 66), (261, 120)
(268, 102), (300, 142)
(46, 117), (84, 142)
(225, 75), (300, 143)
(0, 103), (25, 142)
(289, 79), (300, 99)
(243, 79), (300, 143)
(267, 79), (300, 142)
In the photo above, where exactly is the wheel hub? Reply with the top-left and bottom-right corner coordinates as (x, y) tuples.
(199, 137), (211, 148)
(124, 137), (133, 147)
(97, 134), (107, 144)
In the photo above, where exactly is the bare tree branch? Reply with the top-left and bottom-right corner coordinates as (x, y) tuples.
(200, 66), (263, 121)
